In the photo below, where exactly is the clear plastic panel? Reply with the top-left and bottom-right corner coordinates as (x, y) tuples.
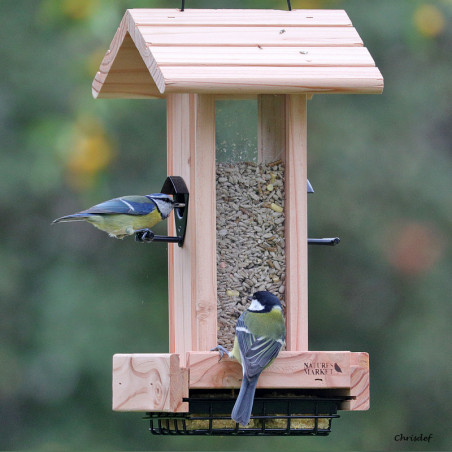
(215, 100), (286, 349)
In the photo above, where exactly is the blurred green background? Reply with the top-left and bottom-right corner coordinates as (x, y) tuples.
(1, 0), (451, 450)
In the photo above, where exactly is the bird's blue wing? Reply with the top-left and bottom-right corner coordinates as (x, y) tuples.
(236, 314), (283, 379)
(81, 195), (156, 216)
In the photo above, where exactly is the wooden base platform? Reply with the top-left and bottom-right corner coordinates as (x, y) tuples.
(112, 351), (369, 412)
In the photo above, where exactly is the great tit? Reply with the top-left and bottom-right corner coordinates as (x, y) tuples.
(212, 291), (286, 426)
(53, 193), (183, 241)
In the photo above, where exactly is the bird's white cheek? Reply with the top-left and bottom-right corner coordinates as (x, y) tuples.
(249, 299), (265, 311)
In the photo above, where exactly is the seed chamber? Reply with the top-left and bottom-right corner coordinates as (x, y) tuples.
(215, 100), (286, 349)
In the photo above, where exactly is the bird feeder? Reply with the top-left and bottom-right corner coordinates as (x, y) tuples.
(93, 8), (383, 435)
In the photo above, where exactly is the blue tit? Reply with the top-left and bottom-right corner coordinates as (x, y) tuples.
(212, 291), (286, 426)
(53, 193), (183, 240)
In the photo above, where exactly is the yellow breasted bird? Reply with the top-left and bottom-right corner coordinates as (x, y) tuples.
(212, 291), (286, 426)
(53, 193), (183, 241)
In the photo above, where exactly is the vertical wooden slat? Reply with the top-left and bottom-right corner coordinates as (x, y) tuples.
(167, 93), (217, 365)
(167, 93), (193, 364)
(257, 95), (286, 163)
(284, 94), (308, 351)
(191, 94), (218, 352)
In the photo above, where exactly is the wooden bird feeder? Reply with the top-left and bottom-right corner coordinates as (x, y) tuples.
(93, 8), (383, 435)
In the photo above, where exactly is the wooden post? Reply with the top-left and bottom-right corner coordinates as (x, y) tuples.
(285, 94), (308, 351)
(167, 93), (218, 365)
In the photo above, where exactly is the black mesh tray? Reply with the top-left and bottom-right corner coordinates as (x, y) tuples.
(145, 389), (351, 436)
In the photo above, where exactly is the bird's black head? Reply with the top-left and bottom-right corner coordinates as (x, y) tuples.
(247, 291), (282, 313)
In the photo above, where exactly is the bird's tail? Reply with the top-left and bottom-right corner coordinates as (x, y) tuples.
(52, 213), (90, 224)
(231, 375), (259, 426)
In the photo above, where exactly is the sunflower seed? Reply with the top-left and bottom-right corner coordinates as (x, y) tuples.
(216, 161), (286, 347)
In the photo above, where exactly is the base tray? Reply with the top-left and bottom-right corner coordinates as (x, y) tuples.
(113, 351), (369, 413)
(145, 390), (350, 436)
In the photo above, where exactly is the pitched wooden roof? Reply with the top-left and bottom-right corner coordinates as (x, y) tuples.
(92, 9), (383, 99)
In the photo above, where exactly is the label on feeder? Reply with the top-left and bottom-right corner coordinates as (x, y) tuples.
(258, 351), (351, 388)
(303, 361), (343, 376)
(188, 351), (352, 389)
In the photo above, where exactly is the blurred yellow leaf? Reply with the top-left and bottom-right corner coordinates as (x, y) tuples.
(61, 0), (100, 20)
(65, 116), (115, 190)
(68, 134), (113, 174)
(414, 3), (446, 38)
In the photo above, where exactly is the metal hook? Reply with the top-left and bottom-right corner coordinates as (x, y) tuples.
(160, 176), (189, 247)
(135, 176), (189, 247)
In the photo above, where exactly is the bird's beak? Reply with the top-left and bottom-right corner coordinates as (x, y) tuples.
(173, 203), (185, 208)
(247, 296), (253, 302)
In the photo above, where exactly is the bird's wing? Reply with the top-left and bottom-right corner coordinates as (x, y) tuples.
(236, 315), (283, 379)
(81, 196), (156, 216)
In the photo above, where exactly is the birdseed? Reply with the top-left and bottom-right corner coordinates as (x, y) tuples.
(216, 161), (286, 349)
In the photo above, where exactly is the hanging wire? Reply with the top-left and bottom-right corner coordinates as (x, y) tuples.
(181, 1), (290, 12)
(181, 1), (291, 11)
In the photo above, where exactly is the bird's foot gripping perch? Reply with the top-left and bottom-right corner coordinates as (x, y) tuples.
(210, 345), (231, 362)
(135, 229), (155, 242)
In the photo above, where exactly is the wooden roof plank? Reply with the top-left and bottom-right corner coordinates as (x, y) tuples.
(150, 46), (375, 67)
(128, 8), (353, 27)
(161, 66), (384, 95)
(139, 25), (363, 47)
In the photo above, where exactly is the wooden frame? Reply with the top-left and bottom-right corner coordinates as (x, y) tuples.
(91, 7), (382, 416)
(111, 93), (370, 413)
(167, 93), (309, 358)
